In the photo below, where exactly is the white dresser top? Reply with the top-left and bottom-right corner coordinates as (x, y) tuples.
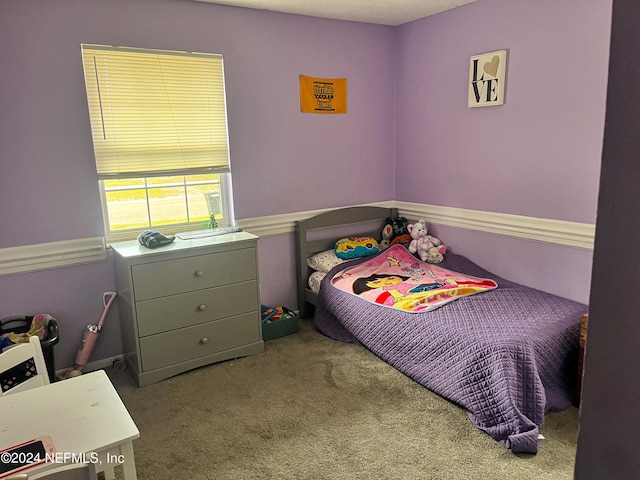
(110, 230), (258, 259)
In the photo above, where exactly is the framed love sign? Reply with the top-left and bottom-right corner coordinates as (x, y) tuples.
(468, 50), (507, 107)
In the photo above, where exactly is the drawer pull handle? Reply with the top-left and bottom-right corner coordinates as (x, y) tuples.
(198, 304), (207, 311)
(200, 337), (209, 344)
(195, 270), (204, 277)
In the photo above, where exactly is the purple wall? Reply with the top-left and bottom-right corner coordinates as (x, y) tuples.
(0, 0), (396, 249)
(0, 0), (610, 367)
(0, 252), (121, 369)
(396, 0), (609, 223)
(428, 224), (594, 304)
(395, 0), (611, 302)
(0, 0), (395, 366)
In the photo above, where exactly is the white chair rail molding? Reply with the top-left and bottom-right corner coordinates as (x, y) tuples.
(0, 202), (595, 276)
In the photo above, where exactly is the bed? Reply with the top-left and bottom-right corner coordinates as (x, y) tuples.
(295, 206), (586, 454)
(295, 206), (399, 319)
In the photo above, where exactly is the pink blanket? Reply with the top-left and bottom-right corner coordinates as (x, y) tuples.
(331, 245), (497, 313)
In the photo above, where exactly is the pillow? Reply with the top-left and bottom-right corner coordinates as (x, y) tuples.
(308, 271), (327, 294)
(307, 249), (345, 273)
(334, 236), (379, 259)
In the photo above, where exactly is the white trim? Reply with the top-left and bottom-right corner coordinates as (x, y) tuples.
(100, 173), (231, 244)
(0, 203), (596, 277)
(394, 201), (595, 250)
(236, 201), (392, 237)
(0, 237), (107, 277)
(238, 201), (595, 250)
(56, 354), (125, 377)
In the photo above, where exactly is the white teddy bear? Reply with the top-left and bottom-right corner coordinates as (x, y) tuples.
(407, 220), (446, 264)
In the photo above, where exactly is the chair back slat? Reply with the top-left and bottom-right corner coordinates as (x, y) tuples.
(0, 336), (50, 396)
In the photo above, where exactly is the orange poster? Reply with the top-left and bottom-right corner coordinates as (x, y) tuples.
(299, 74), (347, 114)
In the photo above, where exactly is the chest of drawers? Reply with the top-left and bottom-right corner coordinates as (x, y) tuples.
(111, 232), (264, 386)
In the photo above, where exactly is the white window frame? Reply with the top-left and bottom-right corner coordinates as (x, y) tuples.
(101, 173), (234, 244)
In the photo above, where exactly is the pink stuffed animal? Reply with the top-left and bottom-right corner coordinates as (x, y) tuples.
(407, 220), (446, 263)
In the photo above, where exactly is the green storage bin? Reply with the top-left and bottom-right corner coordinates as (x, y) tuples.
(261, 306), (299, 341)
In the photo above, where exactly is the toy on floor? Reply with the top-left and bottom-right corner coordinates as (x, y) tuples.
(261, 305), (295, 324)
(59, 292), (117, 380)
(407, 219), (447, 264)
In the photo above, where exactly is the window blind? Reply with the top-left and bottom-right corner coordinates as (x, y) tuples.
(81, 45), (231, 179)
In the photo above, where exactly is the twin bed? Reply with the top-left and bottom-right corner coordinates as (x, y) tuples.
(295, 206), (586, 454)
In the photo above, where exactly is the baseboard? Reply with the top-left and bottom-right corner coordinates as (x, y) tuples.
(56, 354), (124, 377)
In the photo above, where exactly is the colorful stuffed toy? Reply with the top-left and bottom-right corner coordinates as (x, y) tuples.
(389, 216), (410, 238)
(379, 216), (411, 250)
(379, 224), (393, 250)
(335, 236), (379, 259)
(407, 219), (447, 264)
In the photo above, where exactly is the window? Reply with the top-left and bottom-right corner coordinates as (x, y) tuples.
(81, 44), (233, 241)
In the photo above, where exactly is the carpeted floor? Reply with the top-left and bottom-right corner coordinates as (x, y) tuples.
(108, 319), (579, 479)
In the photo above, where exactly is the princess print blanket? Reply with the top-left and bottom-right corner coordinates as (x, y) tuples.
(331, 245), (498, 313)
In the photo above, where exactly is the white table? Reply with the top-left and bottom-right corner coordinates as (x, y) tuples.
(0, 370), (139, 479)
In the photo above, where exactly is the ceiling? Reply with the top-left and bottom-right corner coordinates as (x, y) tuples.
(192, 0), (477, 26)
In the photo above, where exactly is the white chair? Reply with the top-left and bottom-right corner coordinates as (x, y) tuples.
(0, 335), (50, 396)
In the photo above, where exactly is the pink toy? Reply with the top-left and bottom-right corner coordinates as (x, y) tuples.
(58, 292), (117, 380)
(407, 220), (447, 264)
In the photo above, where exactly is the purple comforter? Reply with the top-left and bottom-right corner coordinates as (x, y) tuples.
(314, 252), (586, 453)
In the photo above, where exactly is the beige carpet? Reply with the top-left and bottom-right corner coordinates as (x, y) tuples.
(108, 319), (579, 480)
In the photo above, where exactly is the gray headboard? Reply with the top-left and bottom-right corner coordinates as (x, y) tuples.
(294, 206), (397, 319)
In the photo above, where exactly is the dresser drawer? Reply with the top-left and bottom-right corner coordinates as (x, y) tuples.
(112, 233), (263, 386)
(139, 312), (260, 371)
(136, 280), (258, 337)
(132, 248), (256, 301)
